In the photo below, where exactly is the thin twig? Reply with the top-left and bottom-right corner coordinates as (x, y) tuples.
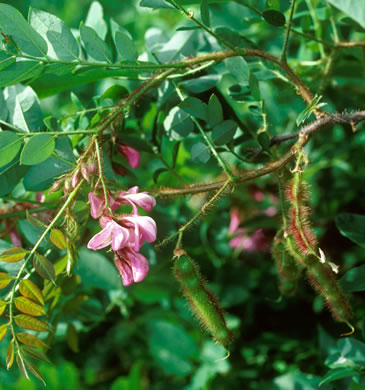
(153, 111), (365, 197)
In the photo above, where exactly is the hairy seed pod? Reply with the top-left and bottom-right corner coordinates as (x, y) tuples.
(286, 173), (317, 256)
(272, 236), (303, 295)
(173, 253), (232, 349)
(284, 170), (352, 324)
(307, 262), (352, 323)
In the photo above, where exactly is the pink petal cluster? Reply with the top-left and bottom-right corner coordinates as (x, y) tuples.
(228, 208), (269, 253)
(87, 187), (157, 286)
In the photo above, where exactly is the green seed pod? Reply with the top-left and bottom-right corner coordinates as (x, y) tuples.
(308, 262), (352, 323)
(173, 253), (232, 349)
(272, 236), (303, 295)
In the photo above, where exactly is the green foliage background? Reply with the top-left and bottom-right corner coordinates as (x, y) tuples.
(0, 0), (365, 389)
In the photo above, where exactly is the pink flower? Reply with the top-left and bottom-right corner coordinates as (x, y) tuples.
(87, 216), (130, 251)
(230, 228), (269, 252)
(88, 192), (120, 219)
(117, 144), (140, 169)
(9, 231), (22, 247)
(117, 186), (156, 213)
(114, 248), (149, 286)
(121, 214), (157, 251)
(228, 208), (242, 234)
(228, 208), (269, 252)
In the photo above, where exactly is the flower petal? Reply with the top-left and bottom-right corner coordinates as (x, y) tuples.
(117, 144), (140, 169)
(114, 255), (134, 286)
(128, 250), (149, 283)
(110, 222), (130, 251)
(88, 193), (105, 219)
(87, 223), (113, 250)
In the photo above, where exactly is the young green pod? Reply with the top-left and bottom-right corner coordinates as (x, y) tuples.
(272, 236), (303, 295)
(307, 262), (352, 323)
(173, 252), (232, 349)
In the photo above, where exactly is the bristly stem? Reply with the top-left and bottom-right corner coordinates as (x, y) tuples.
(156, 179), (232, 248)
(281, 0), (296, 63)
(94, 137), (110, 210)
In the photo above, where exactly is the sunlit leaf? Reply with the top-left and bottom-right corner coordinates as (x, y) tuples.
(6, 339), (14, 369)
(0, 272), (13, 289)
(0, 324), (8, 342)
(14, 314), (50, 332)
(15, 297), (46, 316)
(0, 300), (7, 315)
(50, 229), (67, 250)
(16, 332), (48, 348)
(19, 280), (44, 305)
(0, 247), (27, 263)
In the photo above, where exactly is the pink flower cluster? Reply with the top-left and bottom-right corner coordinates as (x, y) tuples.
(228, 208), (269, 252)
(87, 186), (157, 286)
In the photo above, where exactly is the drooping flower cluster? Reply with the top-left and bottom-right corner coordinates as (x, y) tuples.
(87, 186), (157, 286)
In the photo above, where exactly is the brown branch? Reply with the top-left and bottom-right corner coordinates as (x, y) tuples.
(154, 111), (365, 198)
(337, 41), (365, 48)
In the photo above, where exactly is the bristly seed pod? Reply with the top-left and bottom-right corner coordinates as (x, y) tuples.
(284, 170), (353, 325)
(272, 234), (303, 296)
(173, 251), (232, 349)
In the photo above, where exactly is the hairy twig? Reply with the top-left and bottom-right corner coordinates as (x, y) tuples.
(154, 111), (365, 197)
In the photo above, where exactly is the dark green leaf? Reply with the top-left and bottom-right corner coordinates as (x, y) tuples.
(29, 8), (80, 61)
(208, 94), (223, 128)
(226, 57), (250, 85)
(212, 120), (237, 145)
(0, 61), (43, 88)
(140, 0), (175, 9)
(164, 107), (194, 140)
(0, 51), (15, 71)
(191, 142), (210, 163)
(0, 163), (28, 197)
(101, 85), (129, 101)
(179, 97), (208, 121)
(257, 132), (271, 153)
(77, 247), (121, 290)
(262, 9), (286, 26)
(23, 137), (74, 191)
(115, 31), (138, 61)
(0, 4), (48, 57)
(249, 73), (261, 100)
(180, 74), (219, 93)
(80, 22), (112, 63)
(0, 131), (22, 168)
(33, 253), (56, 284)
(336, 213), (365, 248)
(148, 320), (197, 376)
(20, 134), (55, 165)
(340, 265), (365, 292)
(200, 0), (210, 26)
(153, 168), (169, 184)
